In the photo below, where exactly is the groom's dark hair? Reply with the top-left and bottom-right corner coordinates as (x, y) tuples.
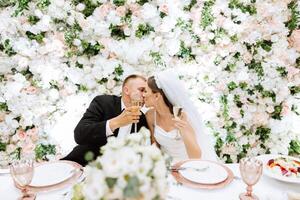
(122, 74), (146, 88)
(148, 76), (173, 114)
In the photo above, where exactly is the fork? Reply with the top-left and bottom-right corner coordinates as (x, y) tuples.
(169, 166), (209, 172)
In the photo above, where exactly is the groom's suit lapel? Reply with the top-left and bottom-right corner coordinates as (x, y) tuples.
(113, 96), (122, 137)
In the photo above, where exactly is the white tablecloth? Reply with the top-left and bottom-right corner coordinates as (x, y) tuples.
(0, 164), (299, 200)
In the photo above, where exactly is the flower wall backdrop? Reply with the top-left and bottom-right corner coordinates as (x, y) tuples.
(0, 0), (300, 164)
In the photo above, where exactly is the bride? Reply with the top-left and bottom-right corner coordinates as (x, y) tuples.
(143, 70), (217, 162)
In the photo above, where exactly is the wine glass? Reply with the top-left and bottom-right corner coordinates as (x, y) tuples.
(10, 159), (36, 200)
(130, 91), (143, 133)
(239, 157), (263, 200)
(173, 105), (183, 140)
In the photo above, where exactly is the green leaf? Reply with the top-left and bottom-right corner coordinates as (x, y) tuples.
(34, 144), (56, 161)
(271, 103), (283, 120)
(289, 140), (300, 155)
(113, 0), (126, 6)
(184, 0), (197, 11)
(200, 0), (216, 29)
(227, 81), (238, 91)
(135, 23), (154, 38)
(123, 176), (140, 198)
(25, 31), (46, 43)
(289, 86), (300, 95)
(106, 177), (118, 188)
(110, 24), (128, 40)
(0, 102), (8, 111)
(255, 126), (271, 142)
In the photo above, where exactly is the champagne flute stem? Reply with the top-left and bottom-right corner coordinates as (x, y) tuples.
(134, 123), (137, 133)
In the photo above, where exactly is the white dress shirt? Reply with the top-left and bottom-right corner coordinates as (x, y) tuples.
(106, 100), (132, 138)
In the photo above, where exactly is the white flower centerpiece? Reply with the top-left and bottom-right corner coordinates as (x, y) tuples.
(72, 130), (168, 200)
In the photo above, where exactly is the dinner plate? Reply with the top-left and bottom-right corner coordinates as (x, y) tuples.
(178, 160), (228, 184)
(30, 162), (75, 187)
(0, 167), (9, 174)
(256, 154), (300, 184)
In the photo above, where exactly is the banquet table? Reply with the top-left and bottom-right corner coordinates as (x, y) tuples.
(0, 164), (299, 200)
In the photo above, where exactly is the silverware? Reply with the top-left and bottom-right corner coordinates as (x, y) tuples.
(169, 166), (209, 172)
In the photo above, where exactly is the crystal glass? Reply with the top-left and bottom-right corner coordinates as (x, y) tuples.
(239, 157), (263, 200)
(10, 159), (36, 200)
(130, 92), (143, 133)
(172, 105), (183, 140)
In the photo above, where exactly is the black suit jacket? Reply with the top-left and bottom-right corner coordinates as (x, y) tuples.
(63, 95), (148, 166)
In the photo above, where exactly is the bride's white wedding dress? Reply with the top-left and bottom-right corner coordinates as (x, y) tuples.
(153, 111), (188, 162)
(153, 69), (218, 162)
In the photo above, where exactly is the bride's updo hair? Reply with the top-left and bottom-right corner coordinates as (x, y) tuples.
(148, 76), (173, 114)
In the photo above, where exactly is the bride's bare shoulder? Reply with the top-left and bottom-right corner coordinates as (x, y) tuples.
(145, 108), (155, 124)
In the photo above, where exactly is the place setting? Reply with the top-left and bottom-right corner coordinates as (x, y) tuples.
(8, 157), (84, 199)
(170, 159), (234, 189)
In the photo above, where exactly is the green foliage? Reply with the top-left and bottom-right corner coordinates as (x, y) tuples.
(289, 140), (300, 155)
(72, 0), (100, 17)
(227, 81), (238, 91)
(110, 24), (128, 40)
(123, 176), (140, 198)
(271, 103), (283, 120)
(200, 0), (215, 29)
(176, 41), (195, 61)
(150, 51), (165, 66)
(37, 0), (50, 9)
(220, 95), (229, 120)
(233, 94), (243, 108)
(81, 41), (103, 57)
(255, 126), (271, 142)
(0, 140), (7, 151)
(214, 136), (224, 156)
(230, 34), (238, 43)
(291, 105), (300, 115)
(64, 22), (82, 47)
(114, 64), (124, 76)
(0, 39), (16, 56)
(247, 59), (264, 78)
(289, 86), (300, 95)
(0, 0), (14, 7)
(76, 84), (88, 92)
(0, 102), (8, 111)
(84, 151), (94, 162)
(25, 31), (46, 43)
(228, 0), (257, 15)
(285, 1), (300, 32)
(106, 177), (118, 188)
(257, 40), (273, 52)
(28, 15), (40, 25)
(35, 144), (56, 160)
(184, 0), (197, 11)
(276, 67), (288, 78)
(13, 0), (30, 16)
(239, 82), (248, 90)
(113, 0), (125, 6)
(121, 10), (132, 24)
(135, 23), (154, 38)
(136, 0), (148, 6)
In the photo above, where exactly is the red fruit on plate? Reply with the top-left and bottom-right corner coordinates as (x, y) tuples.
(268, 159), (274, 166)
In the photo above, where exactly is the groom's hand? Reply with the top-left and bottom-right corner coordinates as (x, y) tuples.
(109, 106), (141, 132)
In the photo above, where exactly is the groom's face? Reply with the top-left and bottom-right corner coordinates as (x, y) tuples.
(125, 78), (146, 102)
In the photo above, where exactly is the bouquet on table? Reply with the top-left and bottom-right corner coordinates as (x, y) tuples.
(73, 129), (168, 200)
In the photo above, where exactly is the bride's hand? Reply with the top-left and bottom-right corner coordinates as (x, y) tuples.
(172, 112), (194, 135)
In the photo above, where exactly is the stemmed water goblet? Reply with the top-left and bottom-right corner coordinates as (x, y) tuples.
(10, 158), (36, 200)
(173, 105), (183, 140)
(239, 157), (263, 200)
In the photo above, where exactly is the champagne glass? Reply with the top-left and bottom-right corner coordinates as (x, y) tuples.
(239, 157), (263, 200)
(130, 91), (143, 133)
(10, 159), (36, 200)
(173, 105), (183, 140)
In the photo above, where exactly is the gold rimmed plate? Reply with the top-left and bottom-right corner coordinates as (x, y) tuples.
(14, 160), (83, 193)
(171, 159), (233, 189)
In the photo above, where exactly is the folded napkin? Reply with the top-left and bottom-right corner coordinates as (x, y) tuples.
(288, 191), (300, 200)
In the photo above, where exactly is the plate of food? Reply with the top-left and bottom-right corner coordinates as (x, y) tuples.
(256, 154), (300, 184)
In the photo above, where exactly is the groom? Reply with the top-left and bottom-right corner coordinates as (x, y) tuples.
(63, 74), (149, 166)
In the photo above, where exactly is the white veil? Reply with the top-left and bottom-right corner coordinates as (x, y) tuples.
(154, 69), (218, 161)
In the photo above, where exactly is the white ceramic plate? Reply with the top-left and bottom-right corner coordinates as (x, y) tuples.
(178, 160), (228, 184)
(256, 154), (300, 184)
(0, 167), (9, 174)
(30, 162), (75, 187)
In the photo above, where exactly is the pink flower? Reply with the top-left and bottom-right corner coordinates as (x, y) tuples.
(252, 112), (269, 126)
(116, 6), (126, 17)
(0, 112), (5, 122)
(22, 140), (35, 154)
(281, 102), (289, 116)
(99, 3), (113, 18)
(288, 29), (300, 52)
(129, 3), (140, 16)
(26, 128), (39, 142)
(287, 66), (300, 80)
(159, 4), (168, 14)
(17, 129), (27, 141)
(23, 86), (38, 94)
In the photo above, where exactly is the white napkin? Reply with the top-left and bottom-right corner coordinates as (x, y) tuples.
(288, 191), (300, 200)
